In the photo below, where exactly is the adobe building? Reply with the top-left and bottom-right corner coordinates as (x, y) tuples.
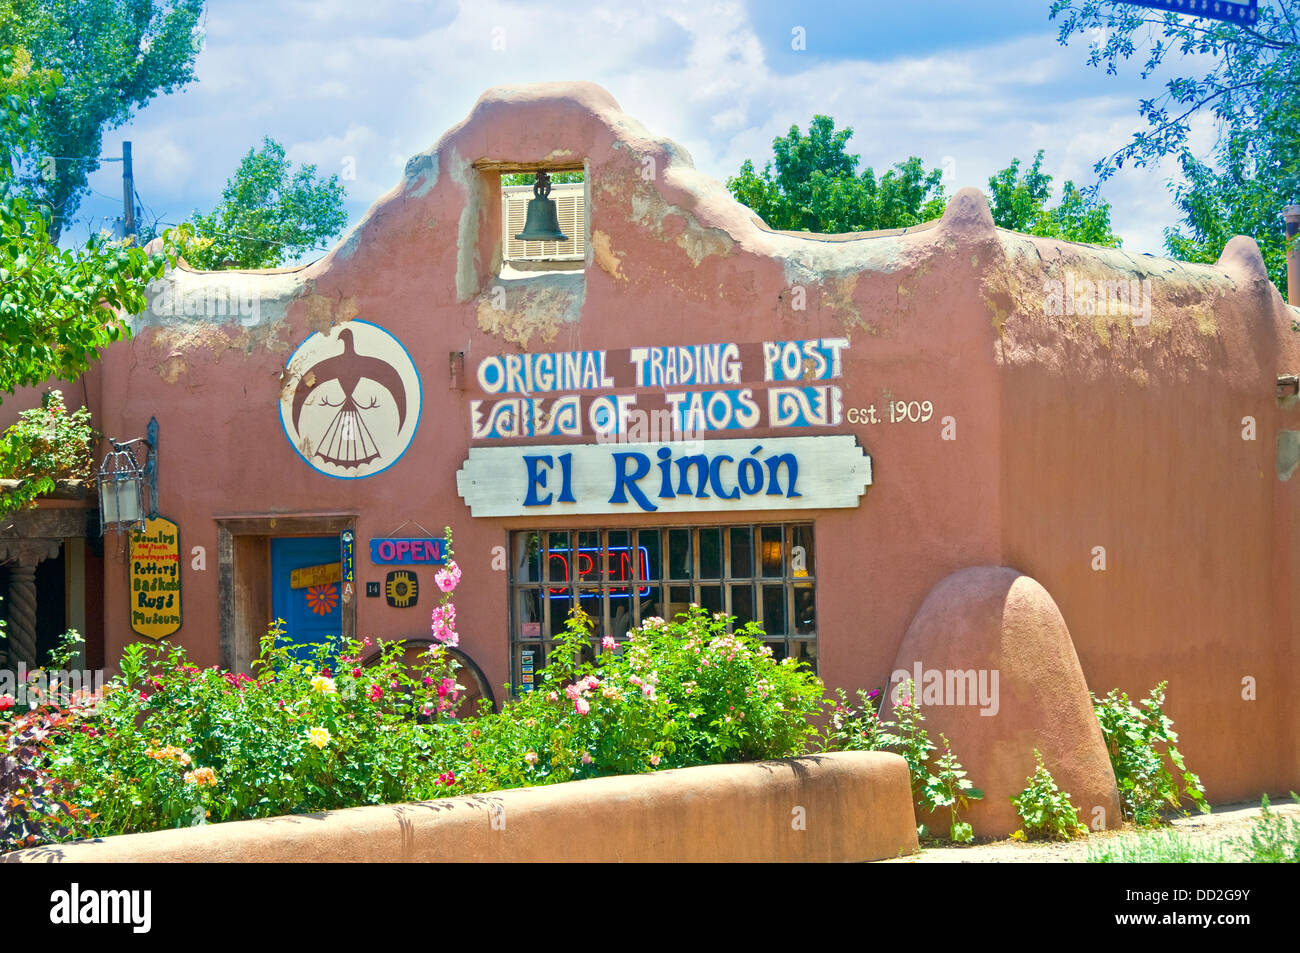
(2, 82), (1297, 825)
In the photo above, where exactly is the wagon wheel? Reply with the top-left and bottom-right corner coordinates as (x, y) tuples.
(360, 638), (496, 717)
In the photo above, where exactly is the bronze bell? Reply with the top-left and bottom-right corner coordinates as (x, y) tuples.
(515, 171), (569, 242)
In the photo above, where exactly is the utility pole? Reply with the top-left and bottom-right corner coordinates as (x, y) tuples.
(121, 140), (135, 238)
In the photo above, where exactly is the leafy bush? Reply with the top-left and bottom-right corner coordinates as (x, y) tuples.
(1010, 750), (1088, 841)
(451, 607), (825, 788)
(1092, 682), (1209, 826)
(0, 389), (98, 516)
(822, 681), (983, 843)
(0, 539), (827, 852)
(1232, 793), (1300, 863)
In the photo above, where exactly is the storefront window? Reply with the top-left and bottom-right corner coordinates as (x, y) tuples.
(507, 523), (817, 693)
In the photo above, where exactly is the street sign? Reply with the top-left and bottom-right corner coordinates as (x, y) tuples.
(1115, 1), (1257, 24)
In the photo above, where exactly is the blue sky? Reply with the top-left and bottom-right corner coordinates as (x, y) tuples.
(67, 0), (1223, 258)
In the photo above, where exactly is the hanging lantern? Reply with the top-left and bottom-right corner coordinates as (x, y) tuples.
(98, 418), (158, 534)
(515, 171), (569, 243)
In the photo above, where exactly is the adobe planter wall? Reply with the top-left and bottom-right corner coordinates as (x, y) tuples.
(2, 751), (918, 863)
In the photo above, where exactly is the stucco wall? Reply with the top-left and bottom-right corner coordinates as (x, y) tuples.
(2, 752), (919, 863)
(39, 81), (1299, 803)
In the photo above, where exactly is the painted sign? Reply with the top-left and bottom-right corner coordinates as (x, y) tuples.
(369, 537), (448, 564)
(128, 516), (182, 639)
(341, 530), (355, 605)
(385, 570), (419, 608)
(279, 321), (422, 479)
(1115, 0), (1256, 24)
(456, 435), (871, 517)
(290, 562), (342, 589)
(469, 339), (850, 440)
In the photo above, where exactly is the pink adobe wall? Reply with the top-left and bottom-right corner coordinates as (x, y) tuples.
(65, 82), (1299, 804)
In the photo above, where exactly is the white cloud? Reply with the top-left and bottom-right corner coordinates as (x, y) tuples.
(75, 0), (1204, 258)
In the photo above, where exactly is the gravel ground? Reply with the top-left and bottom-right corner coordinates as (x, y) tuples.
(878, 797), (1300, 863)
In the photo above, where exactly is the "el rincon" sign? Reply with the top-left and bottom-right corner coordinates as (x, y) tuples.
(455, 435), (871, 517)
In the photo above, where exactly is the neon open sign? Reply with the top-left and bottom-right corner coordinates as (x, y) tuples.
(547, 546), (651, 599)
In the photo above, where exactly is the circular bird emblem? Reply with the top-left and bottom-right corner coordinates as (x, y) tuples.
(279, 321), (421, 479)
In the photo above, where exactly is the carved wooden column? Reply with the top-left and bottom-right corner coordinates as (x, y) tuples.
(1, 506), (85, 669)
(1, 542), (59, 668)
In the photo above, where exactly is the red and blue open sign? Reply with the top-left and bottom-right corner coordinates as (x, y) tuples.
(370, 537), (447, 565)
(548, 546), (650, 599)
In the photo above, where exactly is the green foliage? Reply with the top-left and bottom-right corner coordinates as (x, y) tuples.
(1092, 681), (1210, 826)
(987, 150), (1121, 245)
(1, 46), (182, 406)
(0, 554), (827, 851)
(502, 171), (584, 186)
(1086, 828), (1230, 863)
(1051, 0), (1299, 297)
(1011, 749), (1089, 841)
(823, 681), (983, 843)
(1231, 793), (1300, 863)
(184, 137), (348, 269)
(727, 116), (947, 233)
(0, 389), (97, 516)
(0, 0), (205, 240)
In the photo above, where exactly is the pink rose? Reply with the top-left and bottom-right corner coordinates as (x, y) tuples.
(574, 697), (591, 716)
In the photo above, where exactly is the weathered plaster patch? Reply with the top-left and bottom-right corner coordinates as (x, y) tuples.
(475, 273), (585, 348)
(628, 185), (734, 267)
(300, 292), (359, 333)
(591, 230), (625, 280)
(403, 152), (440, 199)
(1278, 431), (1300, 481)
(451, 150), (489, 302)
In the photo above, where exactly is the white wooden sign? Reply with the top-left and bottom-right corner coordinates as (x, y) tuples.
(455, 436), (871, 517)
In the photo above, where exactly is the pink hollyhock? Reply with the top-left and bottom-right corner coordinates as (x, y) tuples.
(574, 697), (591, 716)
(437, 677), (455, 698)
(434, 561), (462, 594)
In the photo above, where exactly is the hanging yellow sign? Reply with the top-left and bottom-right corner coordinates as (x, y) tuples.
(129, 516), (182, 640)
(290, 562), (342, 590)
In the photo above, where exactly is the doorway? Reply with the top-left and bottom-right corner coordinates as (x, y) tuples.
(271, 536), (344, 661)
(216, 515), (356, 673)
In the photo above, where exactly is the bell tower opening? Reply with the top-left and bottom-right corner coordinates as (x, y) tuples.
(499, 166), (587, 275)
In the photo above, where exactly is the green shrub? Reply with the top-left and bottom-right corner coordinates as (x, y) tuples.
(1, 558), (827, 851)
(822, 681), (982, 843)
(1011, 750), (1088, 841)
(1087, 829), (1230, 863)
(1232, 793), (1300, 863)
(1092, 682), (1209, 826)
(0, 389), (98, 517)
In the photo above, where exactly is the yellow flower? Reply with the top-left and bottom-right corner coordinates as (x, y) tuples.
(310, 675), (337, 695)
(309, 727), (331, 749)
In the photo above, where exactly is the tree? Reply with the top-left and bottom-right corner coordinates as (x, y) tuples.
(726, 116), (947, 233)
(183, 137), (347, 269)
(0, 0), (205, 240)
(1050, 0), (1299, 294)
(987, 151), (1121, 246)
(727, 115), (1119, 244)
(1, 46), (179, 515)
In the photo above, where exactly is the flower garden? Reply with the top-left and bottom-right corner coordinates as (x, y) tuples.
(0, 531), (1226, 857)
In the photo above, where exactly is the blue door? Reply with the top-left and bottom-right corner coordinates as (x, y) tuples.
(271, 536), (343, 662)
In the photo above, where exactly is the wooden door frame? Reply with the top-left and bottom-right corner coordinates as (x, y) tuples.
(216, 513), (357, 672)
